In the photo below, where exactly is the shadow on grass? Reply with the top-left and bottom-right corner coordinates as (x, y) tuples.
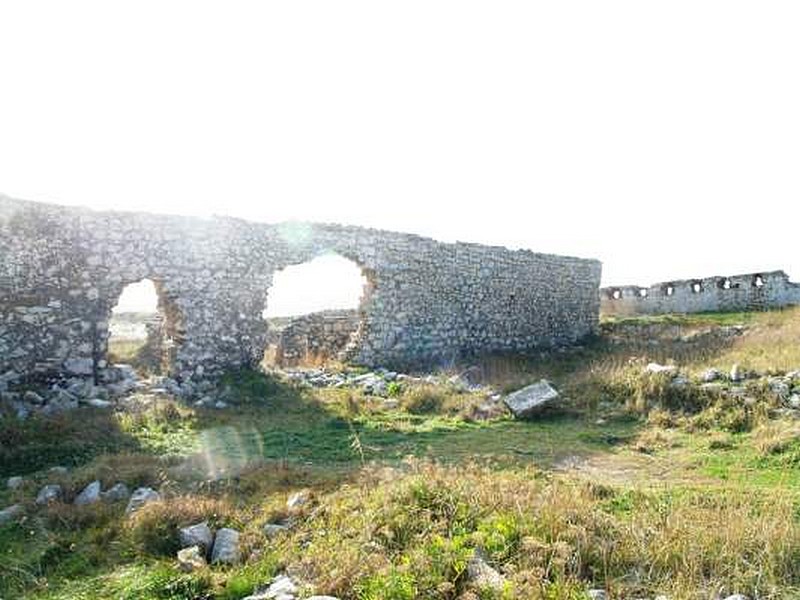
(183, 370), (641, 479)
(0, 409), (146, 478)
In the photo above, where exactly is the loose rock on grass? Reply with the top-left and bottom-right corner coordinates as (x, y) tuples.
(74, 480), (102, 506)
(503, 380), (560, 418)
(178, 521), (214, 553)
(177, 545), (207, 573)
(210, 527), (241, 565)
(35, 484), (62, 505)
(125, 487), (160, 514)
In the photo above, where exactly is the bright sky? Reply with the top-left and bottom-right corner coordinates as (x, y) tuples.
(2, 1), (799, 314)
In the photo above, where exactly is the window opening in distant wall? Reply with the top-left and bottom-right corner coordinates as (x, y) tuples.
(691, 281), (702, 294)
(753, 274), (765, 288)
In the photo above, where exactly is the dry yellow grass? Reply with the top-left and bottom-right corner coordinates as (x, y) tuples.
(714, 307), (800, 373)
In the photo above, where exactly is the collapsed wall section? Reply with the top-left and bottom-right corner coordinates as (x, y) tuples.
(265, 309), (361, 367)
(601, 271), (800, 316)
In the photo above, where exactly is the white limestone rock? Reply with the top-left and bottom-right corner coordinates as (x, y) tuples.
(74, 480), (102, 505)
(466, 550), (504, 590)
(263, 523), (289, 539)
(242, 574), (298, 600)
(210, 527), (241, 564)
(125, 487), (160, 514)
(287, 489), (311, 511)
(177, 545), (207, 572)
(179, 521), (214, 553)
(102, 482), (131, 502)
(645, 363), (678, 375)
(503, 380), (560, 418)
(86, 398), (112, 409)
(35, 484), (63, 505)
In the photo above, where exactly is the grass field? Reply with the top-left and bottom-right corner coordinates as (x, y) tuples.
(2, 307), (800, 599)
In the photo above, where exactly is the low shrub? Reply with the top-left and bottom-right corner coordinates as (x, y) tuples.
(126, 496), (240, 556)
(401, 385), (448, 414)
(754, 421), (800, 456)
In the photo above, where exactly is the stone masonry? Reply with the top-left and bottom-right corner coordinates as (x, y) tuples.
(266, 309), (361, 367)
(601, 271), (800, 316)
(0, 195), (602, 384)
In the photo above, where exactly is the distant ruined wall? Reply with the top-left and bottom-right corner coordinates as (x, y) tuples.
(0, 196), (602, 384)
(268, 309), (361, 367)
(601, 271), (800, 316)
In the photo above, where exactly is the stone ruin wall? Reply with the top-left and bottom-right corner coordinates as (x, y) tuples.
(266, 309), (361, 367)
(601, 271), (800, 317)
(0, 195), (602, 386)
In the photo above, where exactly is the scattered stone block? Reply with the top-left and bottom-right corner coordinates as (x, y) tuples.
(35, 484), (62, 505)
(210, 527), (241, 564)
(86, 398), (112, 408)
(503, 380), (559, 418)
(102, 483), (131, 502)
(125, 487), (160, 514)
(179, 521), (214, 553)
(287, 489), (311, 511)
(263, 523), (289, 539)
(645, 363), (678, 375)
(74, 480), (102, 506)
(466, 550), (504, 590)
(243, 574), (298, 599)
(177, 545), (207, 572)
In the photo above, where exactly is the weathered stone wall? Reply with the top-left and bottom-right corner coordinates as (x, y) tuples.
(601, 271), (800, 316)
(0, 195), (602, 384)
(267, 309), (361, 367)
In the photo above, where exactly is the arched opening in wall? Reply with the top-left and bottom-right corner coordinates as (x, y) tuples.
(610, 289), (622, 300)
(753, 274), (765, 289)
(691, 281), (703, 294)
(664, 284), (675, 297)
(108, 279), (177, 376)
(638, 288), (648, 298)
(262, 254), (371, 368)
(719, 278), (732, 290)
